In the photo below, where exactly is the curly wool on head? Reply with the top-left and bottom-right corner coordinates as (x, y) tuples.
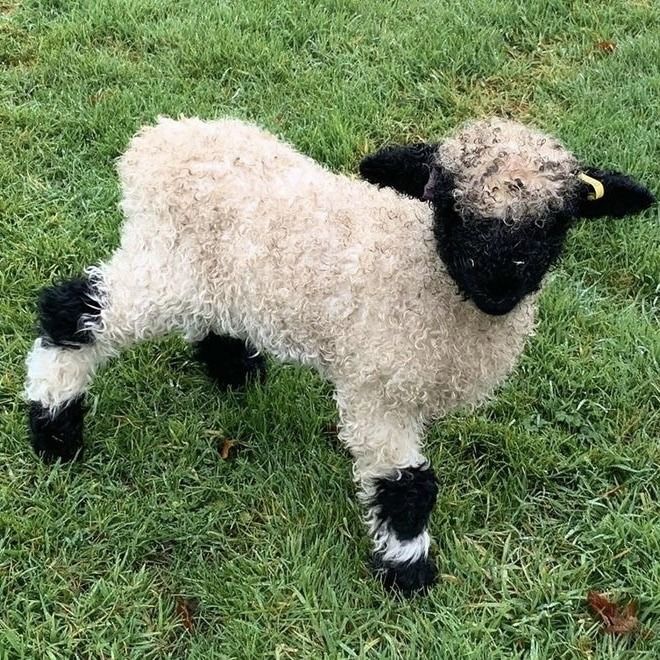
(435, 117), (581, 225)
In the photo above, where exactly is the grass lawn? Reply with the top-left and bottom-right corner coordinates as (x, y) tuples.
(1, 0), (659, 657)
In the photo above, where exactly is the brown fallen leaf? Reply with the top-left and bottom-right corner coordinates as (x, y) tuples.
(219, 437), (238, 460)
(587, 591), (638, 635)
(175, 597), (198, 632)
(594, 40), (616, 54)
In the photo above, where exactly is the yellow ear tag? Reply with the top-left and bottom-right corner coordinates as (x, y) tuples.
(577, 172), (605, 200)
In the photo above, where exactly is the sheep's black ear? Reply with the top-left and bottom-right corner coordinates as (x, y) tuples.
(575, 167), (656, 219)
(359, 143), (438, 200)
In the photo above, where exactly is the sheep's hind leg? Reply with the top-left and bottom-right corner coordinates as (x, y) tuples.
(25, 261), (176, 462)
(25, 276), (111, 463)
(193, 332), (266, 391)
(337, 396), (438, 595)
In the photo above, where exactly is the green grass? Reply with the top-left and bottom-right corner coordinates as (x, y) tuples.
(1, 0), (659, 657)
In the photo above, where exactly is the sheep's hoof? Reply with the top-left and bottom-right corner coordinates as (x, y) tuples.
(28, 398), (85, 463)
(373, 554), (437, 596)
(193, 333), (266, 391)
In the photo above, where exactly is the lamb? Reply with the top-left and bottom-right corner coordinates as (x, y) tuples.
(25, 116), (655, 595)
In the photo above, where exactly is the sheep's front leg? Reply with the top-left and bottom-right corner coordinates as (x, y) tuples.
(364, 463), (438, 594)
(337, 399), (438, 595)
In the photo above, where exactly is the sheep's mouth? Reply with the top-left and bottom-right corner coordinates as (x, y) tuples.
(451, 278), (522, 316)
(475, 300), (519, 316)
(469, 294), (521, 316)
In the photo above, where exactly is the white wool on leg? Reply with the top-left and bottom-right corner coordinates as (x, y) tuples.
(372, 525), (431, 565)
(336, 391), (437, 591)
(25, 338), (108, 412)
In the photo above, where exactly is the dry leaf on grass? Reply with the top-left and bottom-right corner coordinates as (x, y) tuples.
(594, 40), (616, 54)
(175, 597), (198, 631)
(219, 437), (239, 460)
(205, 429), (242, 460)
(587, 591), (638, 635)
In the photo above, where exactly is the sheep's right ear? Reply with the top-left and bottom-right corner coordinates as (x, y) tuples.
(575, 167), (656, 219)
(359, 143), (438, 200)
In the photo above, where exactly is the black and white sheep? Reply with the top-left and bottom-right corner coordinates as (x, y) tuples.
(25, 117), (655, 594)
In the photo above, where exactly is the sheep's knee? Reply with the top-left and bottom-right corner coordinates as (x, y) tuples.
(364, 464), (438, 595)
(36, 277), (101, 347)
(25, 276), (106, 463)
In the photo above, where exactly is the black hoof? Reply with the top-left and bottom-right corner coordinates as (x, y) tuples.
(28, 397), (85, 463)
(373, 554), (437, 596)
(193, 333), (266, 391)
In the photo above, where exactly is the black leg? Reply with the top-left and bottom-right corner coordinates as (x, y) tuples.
(368, 465), (439, 596)
(26, 276), (103, 462)
(372, 553), (438, 596)
(193, 333), (266, 391)
(29, 398), (86, 463)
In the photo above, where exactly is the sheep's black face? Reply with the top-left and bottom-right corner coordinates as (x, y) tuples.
(433, 206), (572, 316)
(358, 126), (655, 318)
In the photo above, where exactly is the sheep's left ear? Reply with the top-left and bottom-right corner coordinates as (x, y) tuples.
(575, 167), (656, 219)
(359, 143), (437, 200)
